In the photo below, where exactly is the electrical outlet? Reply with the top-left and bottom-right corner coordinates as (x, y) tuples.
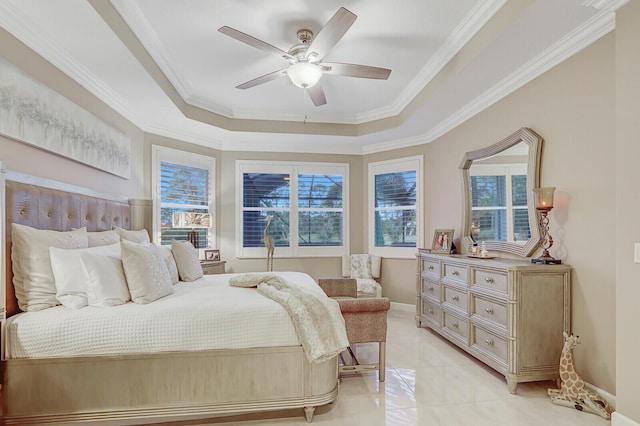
(635, 243), (640, 264)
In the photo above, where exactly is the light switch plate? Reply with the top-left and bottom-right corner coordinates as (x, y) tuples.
(635, 243), (640, 264)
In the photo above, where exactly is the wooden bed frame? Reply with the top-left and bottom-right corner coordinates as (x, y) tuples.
(0, 164), (339, 425)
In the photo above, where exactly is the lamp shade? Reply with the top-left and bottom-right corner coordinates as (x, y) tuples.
(287, 62), (323, 88)
(532, 187), (556, 212)
(172, 212), (211, 228)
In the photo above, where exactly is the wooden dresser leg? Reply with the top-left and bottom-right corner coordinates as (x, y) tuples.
(304, 406), (316, 423)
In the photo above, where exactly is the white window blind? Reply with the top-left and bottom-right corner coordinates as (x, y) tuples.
(152, 146), (215, 248)
(237, 161), (348, 258)
(368, 156), (423, 258)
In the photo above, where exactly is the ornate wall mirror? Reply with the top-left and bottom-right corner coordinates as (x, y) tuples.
(460, 127), (542, 257)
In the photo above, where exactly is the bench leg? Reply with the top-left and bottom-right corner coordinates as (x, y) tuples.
(379, 341), (386, 382)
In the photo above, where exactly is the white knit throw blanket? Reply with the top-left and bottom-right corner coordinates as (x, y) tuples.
(229, 273), (348, 364)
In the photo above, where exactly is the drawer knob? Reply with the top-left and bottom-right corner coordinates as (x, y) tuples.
(428, 286), (434, 291)
(452, 270), (459, 276)
(484, 277), (494, 284)
(452, 295), (459, 301)
(484, 338), (494, 346)
(427, 265), (434, 270)
(451, 321), (459, 328)
(484, 307), (494, 314)
(428, 308), (434, 314)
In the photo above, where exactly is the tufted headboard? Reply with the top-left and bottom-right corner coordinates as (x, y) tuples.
(4, 180), (132, 317)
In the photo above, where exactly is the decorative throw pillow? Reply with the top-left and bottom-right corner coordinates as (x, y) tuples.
(171, 240), (203, 282)
(11, 224), (88, 311)
(350, 254), (373, 279)
(121, 240), (173, 304)
(86, 230), (120, 247)
(157, 244), (179, 284)
(50, 242), (121, 309)
(113, 226), (150, 244)
(81, 252), (131, 307)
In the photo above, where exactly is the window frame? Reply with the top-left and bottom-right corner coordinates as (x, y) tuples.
(236, 160), (349, 259)
(368, 156), (423, 259)
(151, 145), (216, 247)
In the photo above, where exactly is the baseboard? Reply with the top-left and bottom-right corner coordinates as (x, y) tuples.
(585, 381), (616, 408)
(612, 412), (640, 426)
(390, 302), (415, 313)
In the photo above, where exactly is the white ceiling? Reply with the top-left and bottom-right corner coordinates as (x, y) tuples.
(0, 0), (624, 154)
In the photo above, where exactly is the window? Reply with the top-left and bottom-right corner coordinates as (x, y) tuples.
(237, 160), (348, 258)
(470, 164), (529, 244)
(152, 146), (215, 247)
(368, 156), (423, 258)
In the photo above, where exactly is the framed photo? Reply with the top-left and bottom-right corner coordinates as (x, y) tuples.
(204, 249), (220, 261)
(431, 229), (454, 254)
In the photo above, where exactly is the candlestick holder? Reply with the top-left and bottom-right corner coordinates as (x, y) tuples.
(531, 187), (562, 264)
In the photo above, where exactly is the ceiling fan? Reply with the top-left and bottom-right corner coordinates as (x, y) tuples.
(218, 7), (391, 107)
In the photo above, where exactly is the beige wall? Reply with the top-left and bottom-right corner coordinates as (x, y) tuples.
(366, 34), (617, 395)
(615, 1), (640, 423)
(0, 28), (143, 198)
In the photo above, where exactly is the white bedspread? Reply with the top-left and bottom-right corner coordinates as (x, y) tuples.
(4, 272), (322, 359)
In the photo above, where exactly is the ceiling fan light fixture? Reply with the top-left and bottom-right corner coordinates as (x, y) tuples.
(287, 62), (323, 88)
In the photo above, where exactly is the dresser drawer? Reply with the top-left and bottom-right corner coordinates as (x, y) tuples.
(443, 262), (467, 284)
(472, 326), (508, 363)
(421, 258), (440, 278)
(443, 285), (468, 313)
(473, 296), (507, 328)
(443, 311), (469, 341)
(422, 279), (441, 301)
(472, 268), (507, 294)
(422, 299), (442, 326)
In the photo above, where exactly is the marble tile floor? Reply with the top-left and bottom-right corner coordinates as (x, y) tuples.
(165, 310), (611, 426)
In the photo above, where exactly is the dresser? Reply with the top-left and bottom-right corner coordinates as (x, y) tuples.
(416, 253), (571, 394)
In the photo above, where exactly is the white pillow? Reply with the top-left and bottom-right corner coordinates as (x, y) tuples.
(81, 252), (130, 307)
(121, 240), (173, 304)
(157, 245), (179, 284)
(87, 230), (120, 247)
(50, 243), (121, 309)
(11, 224), (88, 311)
(114, 226), (150, 244)
(171, 240), (203, 282)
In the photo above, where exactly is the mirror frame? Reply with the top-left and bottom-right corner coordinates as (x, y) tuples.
(459, 127), (543, 257)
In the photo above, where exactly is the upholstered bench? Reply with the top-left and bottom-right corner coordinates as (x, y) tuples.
(318, 278), (390, 382)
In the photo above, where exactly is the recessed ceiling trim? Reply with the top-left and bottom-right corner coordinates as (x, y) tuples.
(110, 0), (194, 108)
(0, 0), (145, 131)
(362, 6), (616, 156)
(144, 123), (224, 150)
(581, 0), (629, 11)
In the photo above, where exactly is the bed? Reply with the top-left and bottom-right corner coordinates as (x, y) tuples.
(0, 166), (340, 425)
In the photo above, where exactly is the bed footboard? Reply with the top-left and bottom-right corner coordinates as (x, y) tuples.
(1, 346), (338, 424)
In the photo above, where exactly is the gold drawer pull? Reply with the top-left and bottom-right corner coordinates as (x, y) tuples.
(452, 295), (459, 301)
(484, 338), (494, 346)
(427, 285), (434, 291)
(427, 265), (434, 270)
(484, 276), (494, 284)
(451, 321), (459, 328)
(428, 308), (434, 314)
(452, 270), (459, 276)
(484, 307), (494, 314)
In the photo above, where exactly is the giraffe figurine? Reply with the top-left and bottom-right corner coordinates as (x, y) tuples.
(547, 332), (614, 419)
(258, 216), (274, 272)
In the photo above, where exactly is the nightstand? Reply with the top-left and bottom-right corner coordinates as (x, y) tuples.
(200, 260), (226, 275)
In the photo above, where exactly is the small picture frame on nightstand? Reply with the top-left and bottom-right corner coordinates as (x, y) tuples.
(204, 249), (220, 261)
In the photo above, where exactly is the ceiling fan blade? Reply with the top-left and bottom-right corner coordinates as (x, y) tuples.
(307, 85), (327, 107)
(218, 26), (294, 61)
(306, 7), (357, 61)
(236, 69), (288, 90)
(321, 62), (391, 80)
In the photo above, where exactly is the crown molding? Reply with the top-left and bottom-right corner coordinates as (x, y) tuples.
(581, 0), (629, 11)
(363, 6), (616, 155)
(110, 0), (193, 103)
(144, 124), (224, 150)
(0, 0), (145, 131)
